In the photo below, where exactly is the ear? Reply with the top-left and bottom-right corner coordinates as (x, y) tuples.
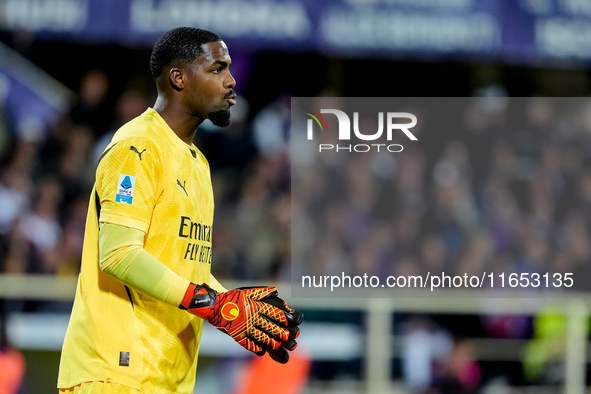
(168, 68), (184, 92)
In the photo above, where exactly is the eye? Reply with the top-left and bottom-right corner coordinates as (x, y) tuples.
(212, 67), (222, 74)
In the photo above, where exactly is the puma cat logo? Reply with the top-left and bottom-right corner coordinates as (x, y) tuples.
(130, 146), (146, 160)
(177, 179), (188, 196)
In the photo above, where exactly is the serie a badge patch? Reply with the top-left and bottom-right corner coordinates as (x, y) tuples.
(116, 174), (136, 204)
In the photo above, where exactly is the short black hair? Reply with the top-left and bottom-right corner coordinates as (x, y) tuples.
(150, 27), (221, 80)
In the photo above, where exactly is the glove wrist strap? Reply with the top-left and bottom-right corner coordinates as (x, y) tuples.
(180, 283), (217, 320)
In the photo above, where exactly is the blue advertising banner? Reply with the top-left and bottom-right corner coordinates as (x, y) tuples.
(1, 0), (591, 62)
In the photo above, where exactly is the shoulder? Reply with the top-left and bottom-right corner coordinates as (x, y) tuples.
(99, 114), (169, 166)
(99, 135), (162, 166)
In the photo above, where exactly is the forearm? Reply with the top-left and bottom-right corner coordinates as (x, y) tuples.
(98, 222), (189, 306)
(209, 273), (227, 293)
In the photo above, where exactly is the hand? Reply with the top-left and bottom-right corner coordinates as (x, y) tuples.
(180, 284), (302, 362)
(254, 290), (303, 363)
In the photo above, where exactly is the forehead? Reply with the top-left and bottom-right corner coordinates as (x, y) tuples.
(196, 41), (231, 65)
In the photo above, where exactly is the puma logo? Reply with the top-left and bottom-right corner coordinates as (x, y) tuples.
(130, 146), (146, 160)
(177, 179), (188, 196)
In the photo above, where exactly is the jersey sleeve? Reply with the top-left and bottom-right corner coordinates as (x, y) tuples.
(96, 137), (165, 233)
(208, 273), (227, 293)
(99, 222), (189, 306)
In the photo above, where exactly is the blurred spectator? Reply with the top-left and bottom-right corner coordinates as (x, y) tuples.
(15, 175), (62, 274)
(523, 305), (570, 384)
(0, 313), (25, 394)
(233, 350), (311, 394)
(68, 69), (112, 139)
(57, 193), (90, 275)
(0, 163), (29, 268)
(401, 316), (453, 393)
(436, 340), (481, 394)
(252, 93), (290, 158)
(55, 125), (95, 202)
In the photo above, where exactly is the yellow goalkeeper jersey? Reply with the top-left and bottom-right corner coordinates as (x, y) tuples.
(58, 108), (215, 393)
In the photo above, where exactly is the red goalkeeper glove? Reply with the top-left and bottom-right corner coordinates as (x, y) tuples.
(180, 283), (303, 363)
(255, 290), (303, 363)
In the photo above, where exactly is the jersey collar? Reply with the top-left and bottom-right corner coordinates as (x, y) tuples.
(145, 108), (201, 159)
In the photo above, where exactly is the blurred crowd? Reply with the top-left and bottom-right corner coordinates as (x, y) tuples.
(290, 94), (591, 391)
(293, 95), (591, 293)
(0, 68), (293, 287)
(3, 62), (591, 295)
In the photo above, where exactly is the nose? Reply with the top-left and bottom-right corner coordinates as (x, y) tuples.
(225, 71), (236, 90)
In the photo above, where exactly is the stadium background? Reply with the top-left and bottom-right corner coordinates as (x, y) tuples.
(1, 0), (591, 393)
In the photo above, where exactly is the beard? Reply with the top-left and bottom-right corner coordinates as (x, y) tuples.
(208, 109), (231, 127)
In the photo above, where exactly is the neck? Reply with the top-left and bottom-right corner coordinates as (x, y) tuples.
(153, 96), (204, 145)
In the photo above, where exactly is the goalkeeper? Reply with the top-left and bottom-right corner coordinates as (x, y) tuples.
(58, 27), (302, 394)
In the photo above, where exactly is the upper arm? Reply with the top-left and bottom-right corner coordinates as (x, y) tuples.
(96, 138), (164, 233)
(98, 222), (145, 272)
